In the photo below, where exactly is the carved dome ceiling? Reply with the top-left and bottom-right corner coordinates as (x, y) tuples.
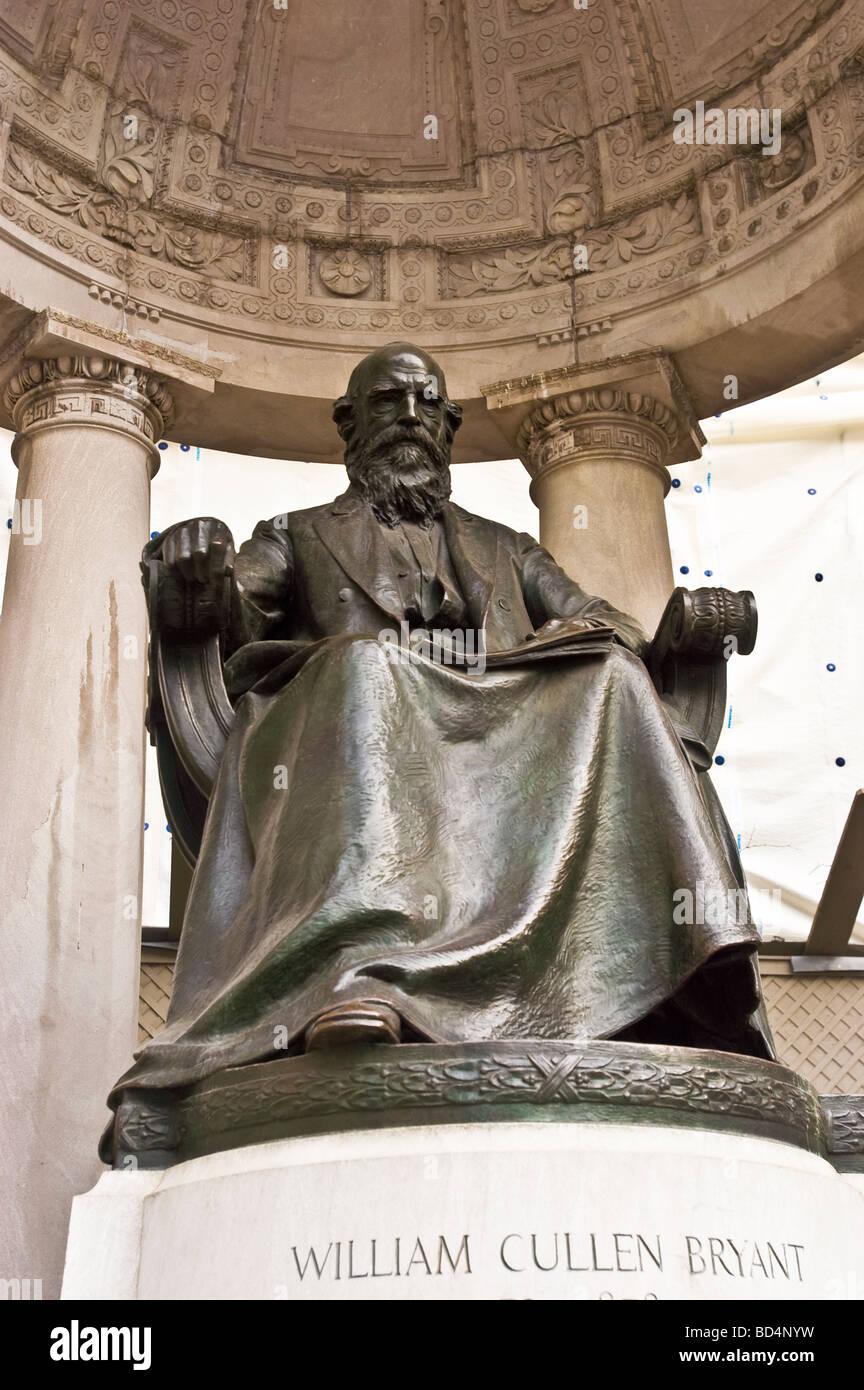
(1, 0), (864, 461)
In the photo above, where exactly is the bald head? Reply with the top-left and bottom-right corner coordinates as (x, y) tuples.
(332, 343), (462, 527)
(343, 342), (448, 399)
(333, 342), (462, 454)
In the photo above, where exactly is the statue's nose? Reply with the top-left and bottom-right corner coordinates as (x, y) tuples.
(398, 392), (420, 424)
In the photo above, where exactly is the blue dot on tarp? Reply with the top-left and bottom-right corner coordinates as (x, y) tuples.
(157, 441), (168, 450)
(180, 443), (190, 452)
(827, 663), (836, 672)
(694, 485), (702, 493)
(5, 518), (11, 529)
(836, 757), (846, 767)
(808, 488), (817, 495)
(150, 530), (160, 539)
(815, 573), (823, 582)
(166, 824), (172, 833)
(679, 565), (689, 574)
(704, 570), (713, 577)
(671, 478), (681, 488)
(144, 822), (149, 830)
(714, 755), (725, 766)
(819, 395), (828, 401)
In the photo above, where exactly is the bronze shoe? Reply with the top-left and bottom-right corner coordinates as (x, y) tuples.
(304, 999), (402, 1051)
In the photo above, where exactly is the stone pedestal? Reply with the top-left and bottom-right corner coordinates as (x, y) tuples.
(63, 1122), (864, 1301)
(0, 355), (171, 1297)
(67, 1041), (864, 1300)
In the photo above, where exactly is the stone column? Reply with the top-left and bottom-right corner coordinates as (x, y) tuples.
(518, 388), (678, 635)
(0, 355), (171, 1298)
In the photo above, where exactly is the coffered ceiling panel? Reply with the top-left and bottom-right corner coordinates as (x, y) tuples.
(229, 0), (473, 185)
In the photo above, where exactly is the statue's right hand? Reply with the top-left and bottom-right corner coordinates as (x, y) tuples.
(153, 518), (235, 633)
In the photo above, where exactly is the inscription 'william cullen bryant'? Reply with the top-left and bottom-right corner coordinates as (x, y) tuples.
(274, 1231), (805, 1286)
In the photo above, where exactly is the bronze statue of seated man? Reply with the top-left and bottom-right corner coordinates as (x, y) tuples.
(102, 342), (771, 1162)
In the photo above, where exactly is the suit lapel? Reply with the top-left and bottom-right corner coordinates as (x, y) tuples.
(442, 503), (498, 630)
(314, 492), (500, 630)
(313, 490), (406, 622)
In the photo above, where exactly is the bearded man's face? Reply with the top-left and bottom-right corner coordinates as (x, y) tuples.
(344, 358), (453, 528)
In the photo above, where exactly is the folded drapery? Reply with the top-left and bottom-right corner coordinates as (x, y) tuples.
(104, 632), (770, 1137)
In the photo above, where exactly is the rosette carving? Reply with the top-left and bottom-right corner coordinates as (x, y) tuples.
(318, 248), (374, 297)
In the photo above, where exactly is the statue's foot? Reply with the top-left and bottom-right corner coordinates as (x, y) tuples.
(304, 1000), (402, 1051)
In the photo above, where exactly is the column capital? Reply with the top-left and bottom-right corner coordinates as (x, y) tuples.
(482, 350), (706, 471)
(4, 355), (174, 475)
(516, 386), (680, 500)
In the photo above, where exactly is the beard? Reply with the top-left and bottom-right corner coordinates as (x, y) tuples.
(345, 425), (452, 528)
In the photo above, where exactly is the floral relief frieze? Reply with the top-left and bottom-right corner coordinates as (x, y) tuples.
(520, 67), (597, 238)
(445, 238), (572, 298)
(5, 139), (251, 282)
(443, 191), (700, 297)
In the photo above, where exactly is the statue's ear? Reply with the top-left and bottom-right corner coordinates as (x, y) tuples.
(446, 399), (463, 438)
(332, 394), (355, 444)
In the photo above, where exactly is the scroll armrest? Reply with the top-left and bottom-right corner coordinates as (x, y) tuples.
(646, 587), (757, 770)
(144, 556), (236, 867)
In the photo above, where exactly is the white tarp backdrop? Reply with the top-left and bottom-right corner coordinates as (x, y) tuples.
(2, 359), (862, 943)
